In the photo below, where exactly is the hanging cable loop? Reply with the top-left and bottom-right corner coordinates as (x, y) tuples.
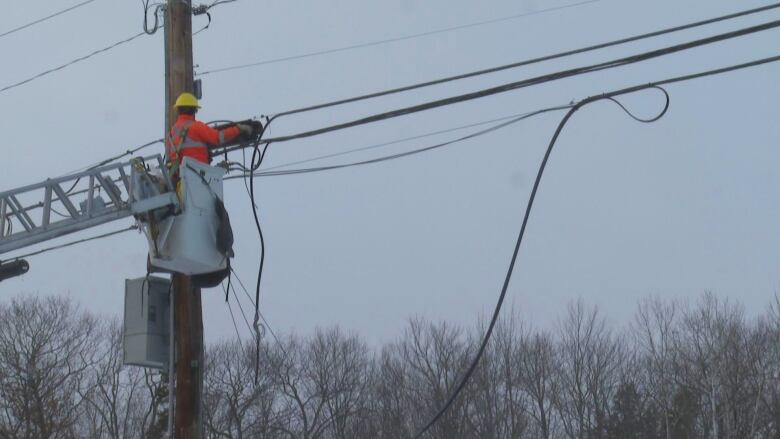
(411, 83), (672, 438)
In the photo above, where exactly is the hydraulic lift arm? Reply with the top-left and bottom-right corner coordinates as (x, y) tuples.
(0, 154), (179, 279)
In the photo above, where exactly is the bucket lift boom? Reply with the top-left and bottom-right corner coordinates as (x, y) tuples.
(0, 155), (179, 257)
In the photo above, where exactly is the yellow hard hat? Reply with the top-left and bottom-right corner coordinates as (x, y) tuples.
(174, 92), (200, 108)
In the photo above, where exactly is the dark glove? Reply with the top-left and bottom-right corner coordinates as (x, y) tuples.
(237, 124), (253, 137)
(250, 120), (264, 137)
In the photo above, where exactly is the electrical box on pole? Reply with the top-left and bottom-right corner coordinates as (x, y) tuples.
(123, 276), (172, 370)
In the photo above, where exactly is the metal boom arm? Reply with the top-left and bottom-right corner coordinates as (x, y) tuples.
(0, 155), (178, 256)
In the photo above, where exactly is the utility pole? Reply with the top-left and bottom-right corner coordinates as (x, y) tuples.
(164, 1), (204, 438)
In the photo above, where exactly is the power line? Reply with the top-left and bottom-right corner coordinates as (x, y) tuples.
(216, 17), (780, 155)
(230, 267), (286, 356)
(197, 0), (601, 76)
(0, 31), (148, 95)
(411, 89), (669, 437)
(223, 283), (248, 358)
(66, 117), (232, 176)
(0, 0), (99, 39)
(229, 52), (780, 182)
(6, 226), (137, 261)
(225, 287), (245, 339)
(412, 51), (780, 436)
(83, 2), (780, 172)
(224, 105), (571, 180)
(265, 1), (780, 118)
(81, 139), (164, 172)
(246, 110), (564, 174)
(207, 0), (238, 9)
(229, 280), (257, 338)
(142, 0), (164, 35)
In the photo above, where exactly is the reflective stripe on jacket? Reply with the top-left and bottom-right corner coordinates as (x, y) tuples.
(165, 114), (241, 165)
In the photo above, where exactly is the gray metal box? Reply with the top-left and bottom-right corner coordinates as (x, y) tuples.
(123, 276), (171, 370)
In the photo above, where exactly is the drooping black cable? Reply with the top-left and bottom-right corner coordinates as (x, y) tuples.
(192, 12), (212, 36)
(215, 18), (780, 155)
(142, 0), (164, 34)
(411, 86), (670, 439)
(245, 120), (272, 384)
(224, 266), (232, 301)
(0, 0), (99, 39)
(263, 1), (780, 118)
(249, 143), (268, 384)
(197, 0), (601, 76)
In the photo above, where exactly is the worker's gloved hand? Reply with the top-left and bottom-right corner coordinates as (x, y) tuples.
(250, 120), (264, 137)
(238, 124), (253, 138)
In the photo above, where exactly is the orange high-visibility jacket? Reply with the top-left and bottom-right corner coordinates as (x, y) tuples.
(165, 114), (240, 166)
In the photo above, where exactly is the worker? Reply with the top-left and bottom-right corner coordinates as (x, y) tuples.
(162, 92), (248, 282)
(165, 92), (255, 172)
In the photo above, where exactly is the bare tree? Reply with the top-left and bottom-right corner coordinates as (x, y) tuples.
(393, 317), (472, 439)
(1, 291), (778, 438)
(78, 320), (155, 439)
(554, 299), (624, 439)
(203, 339), (278, 439)
(270, 327), (373, 439)
(462, 314), (529, 438)
(674, 292), (760, 438)
(373, 345), (412, 438)
(631, 296), (679, 439)
(310, 327), (373, 439)
(519, 329), (559, 439)
(0, 296), (100, 439)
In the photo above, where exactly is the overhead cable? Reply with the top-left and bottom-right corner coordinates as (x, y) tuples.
(230, 53), (780, 181)
(265, 2), (780, 118)
(0, 0), (99, 39)
(241, 55), (780, 180)
(230, 267), (284, 350)
(215, 18), (780, 155)
(230, 266), (290, 363)
(0, 31), (148, 95)
(142, 0), (164, 35)
(86, 2), (780, 169)
(223, 283), (248, 358)
(224, 105), (571, 179)
(412, 88), (670, 437)
(69, 116), (232, 175)
(7, 226), (137, 261)
(413, 51), (780, 436)
(243, 110), (569, 174)
(196, 0), (601, 76)
(206, 0), (238, 10)
(247, 132), (272, 385)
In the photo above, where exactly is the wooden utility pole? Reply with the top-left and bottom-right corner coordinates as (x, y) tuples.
(164, 1), (204, 438)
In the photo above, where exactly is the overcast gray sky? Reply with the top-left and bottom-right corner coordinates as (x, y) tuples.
(1, 0), (779, 345)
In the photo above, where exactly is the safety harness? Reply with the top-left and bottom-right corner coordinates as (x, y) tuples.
(165, 120), (198, 176)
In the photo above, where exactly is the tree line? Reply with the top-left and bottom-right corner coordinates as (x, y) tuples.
(0, 292), (778, 438)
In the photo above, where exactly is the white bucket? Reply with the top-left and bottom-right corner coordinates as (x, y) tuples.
(146, 157), (228, 275)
